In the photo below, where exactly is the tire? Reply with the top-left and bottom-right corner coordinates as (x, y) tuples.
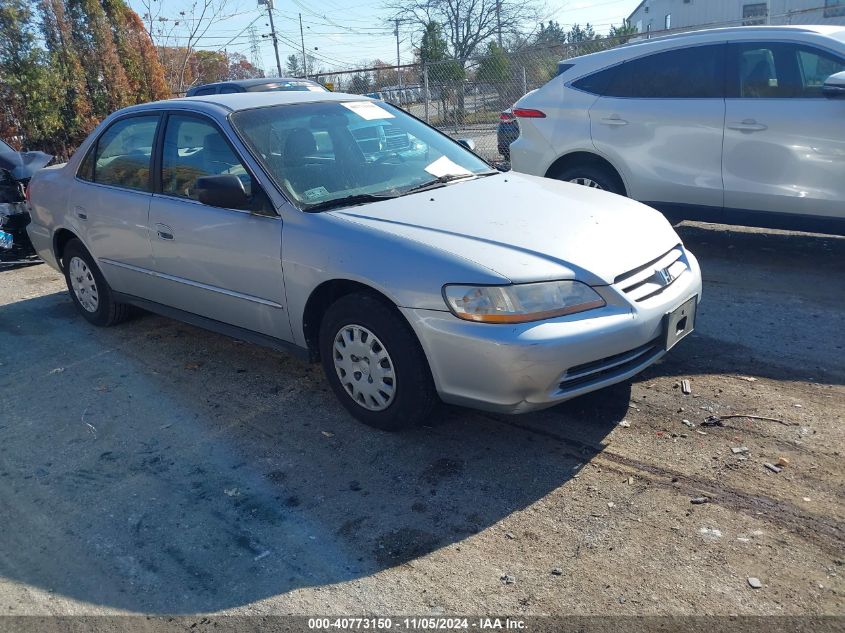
(554, 163), (625, 196)
(62, 239), (132, 327)
(319, 292), (438, 431)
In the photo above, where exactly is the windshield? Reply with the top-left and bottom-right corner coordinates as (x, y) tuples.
(230, 100), (492, 210)
(0, 139), (14, 154)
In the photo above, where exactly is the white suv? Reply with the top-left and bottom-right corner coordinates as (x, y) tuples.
(510, 26), (845, 234)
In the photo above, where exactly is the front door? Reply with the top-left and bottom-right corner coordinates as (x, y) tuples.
(147, 112), (290, 340)
(588, 44), (726, 210)
(723, 41), (845, 218)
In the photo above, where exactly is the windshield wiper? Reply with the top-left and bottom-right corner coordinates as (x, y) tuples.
(303, 192), (399, 212)
(400, 173), (478, 196)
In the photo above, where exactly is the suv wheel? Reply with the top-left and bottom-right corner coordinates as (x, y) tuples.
(319, 293), (437, 431)
(554, 164), (625, 196)
(62, 239), (132, 327)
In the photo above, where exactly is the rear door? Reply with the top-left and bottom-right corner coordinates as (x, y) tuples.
(146, 111), (291, 340)
(723, 41), (845, 218)
(71, 114), (160, 297)
(586, 44), (726, 210)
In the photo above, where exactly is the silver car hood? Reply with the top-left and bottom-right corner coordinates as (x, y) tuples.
(329, 172), (681, 285)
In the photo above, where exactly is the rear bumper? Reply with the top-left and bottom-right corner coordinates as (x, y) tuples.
(401, 252), (702, 414)
(26, 221), (60, 270)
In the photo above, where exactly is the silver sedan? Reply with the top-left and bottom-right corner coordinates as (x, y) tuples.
(27, 91), (701, 430)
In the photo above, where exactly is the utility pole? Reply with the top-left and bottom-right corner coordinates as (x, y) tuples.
(496, 0), (502, 47)
(262, 0), (282, 76)
(394, 18), (402, 89)
(300, 13), (308, 78)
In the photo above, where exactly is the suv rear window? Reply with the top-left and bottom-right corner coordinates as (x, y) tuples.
(573, 44), (725, 98)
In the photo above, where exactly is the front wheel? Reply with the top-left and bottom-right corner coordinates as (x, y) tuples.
(554, 164), (625, 196)
(62, 239), (132, 327)
(319, 293), (437, 431)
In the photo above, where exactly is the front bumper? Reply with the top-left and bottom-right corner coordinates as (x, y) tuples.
(401, 250), (702, 414)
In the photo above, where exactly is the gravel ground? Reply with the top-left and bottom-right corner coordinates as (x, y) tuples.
(0, 221), (842, 617)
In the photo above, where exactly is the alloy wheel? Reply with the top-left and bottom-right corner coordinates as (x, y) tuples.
(569, 177), (603, 189)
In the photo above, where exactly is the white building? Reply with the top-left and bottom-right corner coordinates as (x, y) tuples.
(628, 0), (845, 35)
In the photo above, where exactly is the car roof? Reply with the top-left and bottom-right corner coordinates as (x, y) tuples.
(564, 24), (845, 66)
(121, 91), (374, 116)
(192, 77), (321, 90)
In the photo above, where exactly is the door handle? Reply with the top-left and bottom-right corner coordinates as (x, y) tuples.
(155, 223), (174, 240)
(727, 119), (768, 132)
(74, 206), (87, 220)
(600, 116), (628, 126)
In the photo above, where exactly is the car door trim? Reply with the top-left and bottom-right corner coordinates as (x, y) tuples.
(112, 291), (307, 360)
(99, 258), (284, 309)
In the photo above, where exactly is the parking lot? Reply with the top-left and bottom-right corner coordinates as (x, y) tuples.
(0, 221), (843, 616)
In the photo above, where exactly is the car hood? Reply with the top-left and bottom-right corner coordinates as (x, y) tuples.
(329, 172), (682, 285)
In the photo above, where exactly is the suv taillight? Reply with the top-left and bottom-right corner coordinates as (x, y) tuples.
(499, 111), (515, 122)
(512, 108), (546, 118)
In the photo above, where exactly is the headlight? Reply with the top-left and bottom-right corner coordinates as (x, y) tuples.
(443, 280), (606, 323)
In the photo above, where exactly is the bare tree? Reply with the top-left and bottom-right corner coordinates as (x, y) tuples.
(138, 0), (234, 94)
(387, 0), (538, 63)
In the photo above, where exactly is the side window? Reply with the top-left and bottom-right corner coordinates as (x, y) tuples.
(219, 85), (242, 94)
(615, 45), (724, 98)
(730, 42), (845, 98)
(161, 114), (253, 203)
(90, 116), (159, 191)
(572, 45), (723, 98)
(192, 86), (217, 96)
(796, 47), (845, 96)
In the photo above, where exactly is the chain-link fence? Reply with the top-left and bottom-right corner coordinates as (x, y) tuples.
(308, 4), (843, 163)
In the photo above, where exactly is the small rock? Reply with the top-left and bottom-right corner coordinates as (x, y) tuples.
(551, 568), (563, 576)
(682, 419), (694, 428)
(253, 550), (270, 561)
(321, 431), (335, 438)
(619, 420), (630, 428)
(803, 497), (812, 502)
(696, 430), (708, 435)
(607, 502), (615, 508)
(681, 379), (692, 395)
(737, 537), (750, 543)
(500, 574), (516, 585)
(777, 456), (790, 468)
(690, 496), (709, 505)
(627, 476), (634, 485)
(731, 446), (749, 454)
(794, 403), (803, 408)
(504, 532), (515, 540)
(764, 463), (782, 474)
(699, 527), (722, 540)
(736, 375), (757, 382)
(747, 577), (763, 589)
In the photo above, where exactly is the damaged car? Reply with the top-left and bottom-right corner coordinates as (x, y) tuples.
(0, 140), (52, 261)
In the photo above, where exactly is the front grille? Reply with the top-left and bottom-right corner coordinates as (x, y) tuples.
(615, 245), (687, 302)
(559, 338), (662, 391)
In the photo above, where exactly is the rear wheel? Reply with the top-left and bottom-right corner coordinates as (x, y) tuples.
(554, 163), (625, 196)
(319, 293), (437, 431)
(62, 239), (132, 327)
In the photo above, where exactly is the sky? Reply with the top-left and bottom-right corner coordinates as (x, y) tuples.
(127, 0), (642, 77)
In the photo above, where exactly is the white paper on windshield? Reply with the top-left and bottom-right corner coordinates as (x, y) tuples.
(303, 186), (330, 201)
(424, 155), (473, 178)
(341, 101), (394, 120)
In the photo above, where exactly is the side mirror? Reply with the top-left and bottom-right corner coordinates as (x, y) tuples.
(195, 174), (250, 210)
(456, 138), (476, 151)
(822, 71), (845, 98)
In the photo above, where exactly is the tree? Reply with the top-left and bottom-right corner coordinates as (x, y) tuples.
(228, 53), (263, 80)
(389, 0), (537, 64)
(476, 41), (510, 107)
(190, 49), (227, 85)
(348, 73), (371, 94)
(138, 0), (229, 94)
(285, 54), (300, 76)
(566, 23), (597, 44)
(0, 0), (62, 149)
(609, 19), (638, 45)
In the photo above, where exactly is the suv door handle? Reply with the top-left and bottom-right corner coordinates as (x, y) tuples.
(155, 223), (174, 240)
(74, 206), (87, 220)
(600, 116), (628, 126)
(727, 119), (767, 132)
